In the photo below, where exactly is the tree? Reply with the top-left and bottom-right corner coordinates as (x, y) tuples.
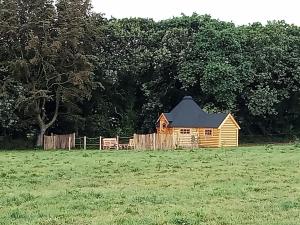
(238, 21), (300, 133)
(2, 7), (300, 142)
(1, 0), (95, 145)
(0, 77), (22, 135)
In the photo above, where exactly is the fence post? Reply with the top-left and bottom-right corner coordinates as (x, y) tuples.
(43, 135), (46, 150)
(51, 133), (54, 150)
(68, 136), (71, 151)
(99, 136), (102, 150)
(133, 134), (136, 150)
(73, 133), (76, 148)
(159, 133), (162, 150)
(172, 132), (175, 149)
(153, 133), (156, 150)
(53, 135), (56, 150)
(116, 136), (119, 150)
(84, 136), (87, 150)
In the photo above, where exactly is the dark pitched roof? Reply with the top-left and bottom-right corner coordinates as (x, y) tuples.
(164, 113), (173, 122)
(162, 96), (228, 128)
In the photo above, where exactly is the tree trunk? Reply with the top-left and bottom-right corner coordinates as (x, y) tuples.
(35, 91), (60, 147)
(37, 126), (46, 147)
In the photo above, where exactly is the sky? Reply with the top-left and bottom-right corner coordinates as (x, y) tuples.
(91, 0), (300, 25)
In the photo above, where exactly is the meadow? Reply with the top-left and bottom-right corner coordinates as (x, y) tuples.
(0, 145), (299, 225)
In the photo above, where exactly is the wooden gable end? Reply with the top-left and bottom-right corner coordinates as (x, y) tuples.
(218, 114), (240, 147)
(218, 114), (240, 130)
(157, 113), (171, 133)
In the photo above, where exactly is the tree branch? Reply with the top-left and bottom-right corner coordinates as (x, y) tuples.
(45, 90), (60, 129)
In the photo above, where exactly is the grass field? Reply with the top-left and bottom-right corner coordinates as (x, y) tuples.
(0, 145), (299, 225)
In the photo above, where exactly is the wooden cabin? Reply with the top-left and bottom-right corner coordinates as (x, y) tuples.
(156, 96), (240, 148)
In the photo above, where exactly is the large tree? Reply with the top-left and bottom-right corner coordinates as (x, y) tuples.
(0, 0), (95, 145)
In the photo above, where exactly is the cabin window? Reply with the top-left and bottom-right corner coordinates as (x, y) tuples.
(162, 123), (167, 128)
(180, 129), (190, 134)
(205, 129), (212, 136)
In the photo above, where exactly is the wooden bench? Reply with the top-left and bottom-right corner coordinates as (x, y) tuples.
(128, 139), (134, 149)
(103, 138), (118, 149)
(101, 137), (134, 150)
(117, 139), (134, 150)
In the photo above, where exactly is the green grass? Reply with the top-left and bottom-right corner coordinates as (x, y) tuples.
(0, 145), (299, 225)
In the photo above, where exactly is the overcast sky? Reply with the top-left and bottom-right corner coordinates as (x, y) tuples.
(91, 0), (300, 25)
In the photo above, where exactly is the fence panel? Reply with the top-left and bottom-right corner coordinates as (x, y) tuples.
(133, 133), (174, 150)
(44, 133), (75, 150)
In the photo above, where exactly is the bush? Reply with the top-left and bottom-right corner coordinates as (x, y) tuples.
(0, 136), (35, 150)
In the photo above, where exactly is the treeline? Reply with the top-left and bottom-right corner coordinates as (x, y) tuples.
(1, 0), (300, 145)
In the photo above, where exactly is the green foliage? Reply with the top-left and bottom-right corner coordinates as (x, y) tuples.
(202, 62), (241, 110)
(0, 78), (23, 132)
(0, 0), (95, 141)
(1, 3), (300, 138)
(247, 85), (279, 116)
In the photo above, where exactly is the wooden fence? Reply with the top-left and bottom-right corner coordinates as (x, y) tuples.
(44, 133), (76, 150)
(133, 133), (176, 150)
(44, 133), (197, 150)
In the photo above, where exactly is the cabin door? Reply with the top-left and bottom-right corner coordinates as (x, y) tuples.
(178, 128), (193, 148)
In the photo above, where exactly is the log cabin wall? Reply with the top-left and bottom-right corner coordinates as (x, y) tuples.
(220, 116), (239, 147)
(173, 128), (198, 147)
(198, 128), (220, 148)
